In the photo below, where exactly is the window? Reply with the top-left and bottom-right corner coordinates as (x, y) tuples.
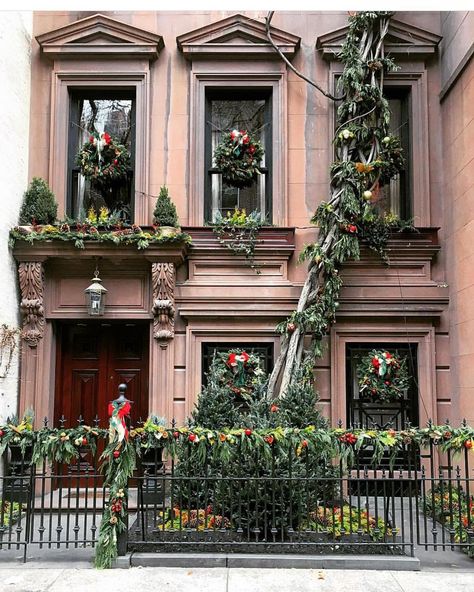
(376, 88), (411, 219)
(201, 342), (273, 386)
(346, 343), (419, 431)
(68, 90), (135, 221)
(205, 89), (272, 223)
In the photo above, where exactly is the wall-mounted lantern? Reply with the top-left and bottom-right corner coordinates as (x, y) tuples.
(84, 265), (108, 316)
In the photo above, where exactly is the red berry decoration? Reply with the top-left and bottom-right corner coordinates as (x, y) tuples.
(188, 433), (196, 442)
(287, 322), (296, 333)
(82, 437), (88, 446)
(301, 439), (308, 448)
(464, 439), (473, 449)
(245, 429), (252, 436)
(173, 431), (180, 439)
(444, 431), (452, 439)
(265, 435), (275, 445)
(0, 430), (4, 437)
(270, 404), (279, 413)
(113, 450), (120, 459)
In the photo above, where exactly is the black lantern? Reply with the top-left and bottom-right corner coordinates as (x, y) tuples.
(84, 266), (107, 316)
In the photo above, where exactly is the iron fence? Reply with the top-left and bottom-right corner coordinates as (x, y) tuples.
(0, 425), (472, 562)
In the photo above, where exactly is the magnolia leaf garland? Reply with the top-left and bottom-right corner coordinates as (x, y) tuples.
(357, 350), (411, 403)
(213, 129), (264, 188)
(76, 131), (131, 186)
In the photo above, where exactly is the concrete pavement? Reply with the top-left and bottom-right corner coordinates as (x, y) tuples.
(0, 566), (474, 592)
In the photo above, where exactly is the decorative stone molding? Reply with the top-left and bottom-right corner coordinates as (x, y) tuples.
(36, 13), (164, 61)
(18, 262), (45, 347)
(177, 13), (300, 60)
(316, 18), (441, 61)
(152, 263), (175, 340)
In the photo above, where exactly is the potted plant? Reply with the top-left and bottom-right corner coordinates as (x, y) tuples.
(153, 186), (180, 237)
(18, 177), (58, 228)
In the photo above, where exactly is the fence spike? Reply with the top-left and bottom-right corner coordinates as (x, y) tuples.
(43, 416), (48, 427)
(59, 415), (66, 428)
(77, 415), (84, 426)
(93, 415), (100, 427)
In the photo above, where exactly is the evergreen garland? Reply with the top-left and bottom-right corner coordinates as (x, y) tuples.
(268, 11), (410, 399)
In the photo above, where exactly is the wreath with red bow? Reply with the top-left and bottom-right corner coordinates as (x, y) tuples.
(220, 349), (265, 399)
(213, 129), (264, 188)
(357, 350), (410, 403)
(76, 131), (131, 187)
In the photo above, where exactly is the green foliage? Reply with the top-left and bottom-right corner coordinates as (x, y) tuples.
(19, 178), (57, 225)
(213, 130), (264, 188)
(76, 132), (130, 187)
(153, 186), (179, 227)
(212, 208), (264, 272)
(357, 349), (411, 403)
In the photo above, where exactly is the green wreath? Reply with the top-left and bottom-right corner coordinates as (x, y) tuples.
(220, 349), (265, 400)
(213, 129), (264, 188)
(76, 131), (131, 187)
(357, 350), (411, 403)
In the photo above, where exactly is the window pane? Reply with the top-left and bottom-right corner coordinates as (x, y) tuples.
(376, 94), (410, 218)
(209, 98), (267, 221)
(71, 98), (134, 220)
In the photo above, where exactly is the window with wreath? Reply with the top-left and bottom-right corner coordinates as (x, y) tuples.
(205, 89), (272, 223)
(68, 90), (135, 222)
(201, 342), (273, 386)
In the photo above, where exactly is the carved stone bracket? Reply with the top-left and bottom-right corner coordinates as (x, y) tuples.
(151, 263), (175, 340)
(18, 262), (45, 348)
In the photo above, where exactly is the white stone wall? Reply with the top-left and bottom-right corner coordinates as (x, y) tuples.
(0, 12), (32, 421)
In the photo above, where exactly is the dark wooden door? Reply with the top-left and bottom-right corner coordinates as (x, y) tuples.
(55, 323), (149, 428)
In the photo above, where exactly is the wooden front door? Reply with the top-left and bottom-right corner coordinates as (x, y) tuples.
(55, 323), (149, 428)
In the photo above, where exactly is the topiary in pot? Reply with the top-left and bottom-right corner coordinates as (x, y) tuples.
(153, 186), (179, 234)
(19, 177), (58, 225)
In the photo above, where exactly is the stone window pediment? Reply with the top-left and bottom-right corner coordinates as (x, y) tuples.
(36, 13), (164, 60)
(316, 18), (441, 60)
(177, 13), (300, 60)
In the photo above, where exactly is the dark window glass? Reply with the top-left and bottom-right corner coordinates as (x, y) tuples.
(376, 88), (411, 219)
(68, 91), (135, 221)
(201, 342), (273, 386)
(205, 89), (272, 223)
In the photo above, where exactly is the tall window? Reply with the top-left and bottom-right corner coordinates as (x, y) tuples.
(205, 89), (272, 223)
(377, 88), (411, 219)
(68, 90), (135, 221)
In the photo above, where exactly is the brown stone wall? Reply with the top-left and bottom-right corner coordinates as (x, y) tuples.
(442, 55), (474, 425)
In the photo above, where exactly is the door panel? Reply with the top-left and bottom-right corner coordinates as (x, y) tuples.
(55, 323), (149, 428)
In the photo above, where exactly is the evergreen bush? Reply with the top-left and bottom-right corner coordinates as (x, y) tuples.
(19, 177), (58, 225)
(153, 186), (179, 227)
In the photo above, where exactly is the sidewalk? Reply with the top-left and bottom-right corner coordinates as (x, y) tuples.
(0, 566), (473, 592)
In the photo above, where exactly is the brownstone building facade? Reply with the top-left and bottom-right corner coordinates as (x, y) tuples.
(14, 11), (474, 430)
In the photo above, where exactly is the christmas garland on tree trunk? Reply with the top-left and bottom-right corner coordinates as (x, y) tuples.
(266, 11), (408, 398)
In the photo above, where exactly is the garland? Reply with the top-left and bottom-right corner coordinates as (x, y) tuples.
(212, 209), (264, 272)
(358, 350), (410, 402)
(10, 224), (191, 251)
(94, 399), (135, 569)
(213, 129), (264, 188)
(76, 131), (130, 186)
(268, 11), (412, 398)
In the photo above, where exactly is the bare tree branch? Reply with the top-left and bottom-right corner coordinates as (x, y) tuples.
(265, 11), (344, 102)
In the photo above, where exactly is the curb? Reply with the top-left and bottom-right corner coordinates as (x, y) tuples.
(122, 553), (421, 571)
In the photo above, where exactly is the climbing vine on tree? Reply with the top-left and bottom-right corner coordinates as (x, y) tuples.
(266, 11), (409, 398)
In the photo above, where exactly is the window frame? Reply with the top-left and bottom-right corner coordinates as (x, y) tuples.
(49, 73), (151, 225)
(189, 69), (288, 226)
(67, 88), (137, 220)
(204, 87), (273, 223)
(329, 62), (431, 226)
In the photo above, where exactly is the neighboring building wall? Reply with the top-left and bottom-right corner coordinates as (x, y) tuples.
(441, 13), (474, 425)
(0, 12), (32, 421)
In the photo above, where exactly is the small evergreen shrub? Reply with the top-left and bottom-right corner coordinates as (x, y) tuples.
(19, 177), (58, 225)
(153, 186), (179, 227)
